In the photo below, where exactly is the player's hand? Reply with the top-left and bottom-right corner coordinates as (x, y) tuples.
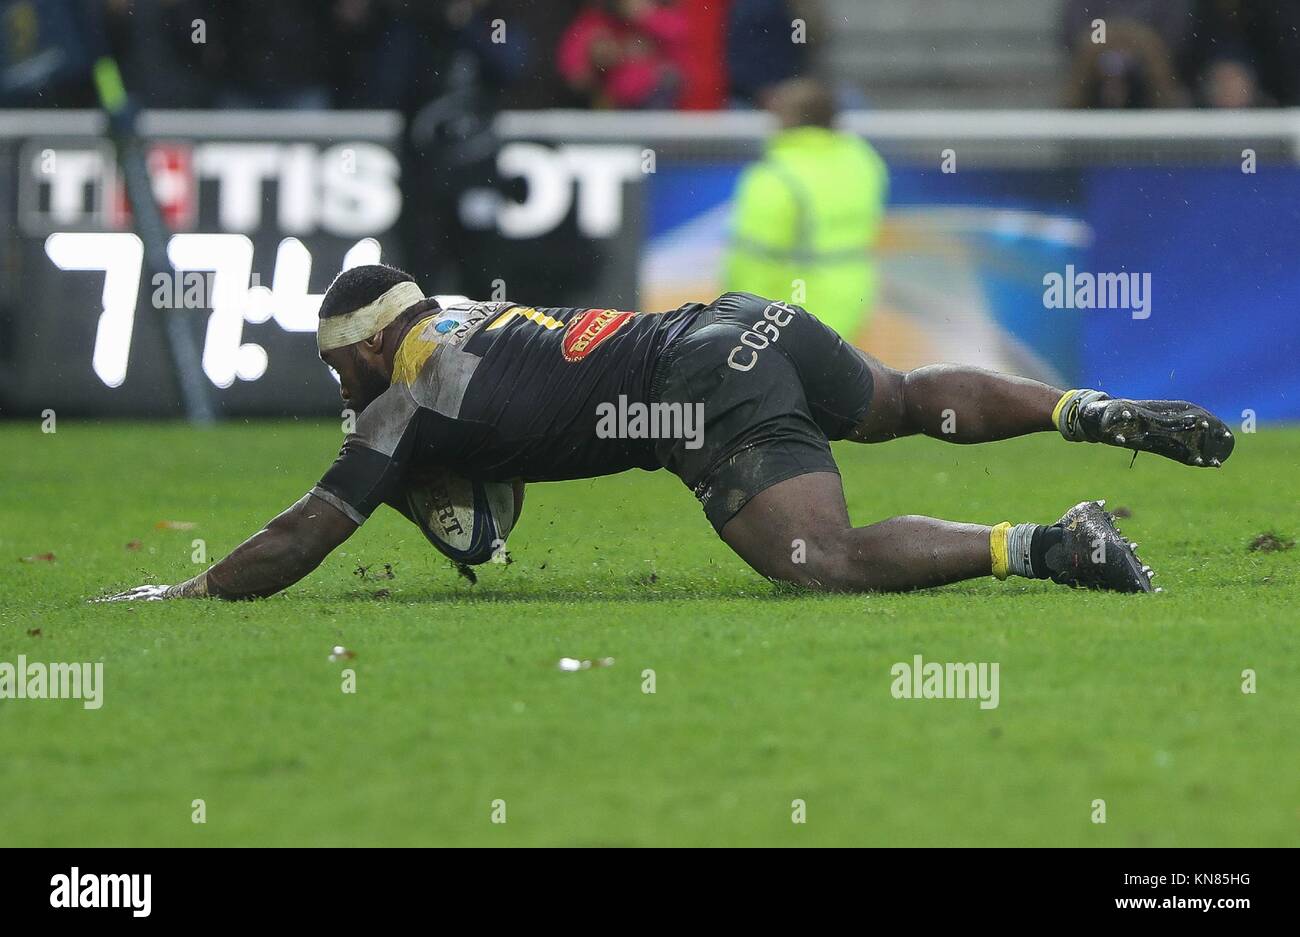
(95, 574), (211, 602)
(96, 584), (173, 603)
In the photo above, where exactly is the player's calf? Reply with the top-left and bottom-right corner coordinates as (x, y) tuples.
(782, 507), (1155, 595)
(720, 474), (1157, 595)
(738, 516), (998, 593)
(847, 361), (1067, 444)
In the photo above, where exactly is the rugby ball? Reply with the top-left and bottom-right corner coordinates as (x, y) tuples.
(401, 468), (518, 565)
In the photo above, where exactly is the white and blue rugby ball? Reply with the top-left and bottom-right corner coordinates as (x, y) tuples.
(402, 468), (517, 565)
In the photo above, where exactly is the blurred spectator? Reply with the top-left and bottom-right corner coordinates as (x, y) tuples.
(170, 0), (337, 109)
(1200, 57), (1261, 108)
(104, 0), (212, 107)
(0, 0), (107, 107)
(1063, 17), (1189, 108)
(675, 0), (728, 110)
(327, 0), (395, 109)
(1183, 0), (1300, 107)
(1062, 0), (1300, 109)
(557, 0), (689, 109)
(727, 0), (825, 108)
(495, 0), (588, 109)
(1062, 0), (1194, 57)
(723, 79), (888, 339)
(329, 0), (524, 110)
(379, 1), (529, 298)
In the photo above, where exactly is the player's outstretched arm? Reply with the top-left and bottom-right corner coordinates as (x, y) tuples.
(102, 493), (358, 601)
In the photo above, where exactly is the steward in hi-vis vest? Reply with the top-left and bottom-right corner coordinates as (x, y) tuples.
(725, 79), (889, 340)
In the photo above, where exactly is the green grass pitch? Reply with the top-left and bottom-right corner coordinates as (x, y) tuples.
(1, 420), (1296, 846)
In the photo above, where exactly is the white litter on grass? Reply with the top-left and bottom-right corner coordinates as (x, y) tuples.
(557, 657), (614, 672)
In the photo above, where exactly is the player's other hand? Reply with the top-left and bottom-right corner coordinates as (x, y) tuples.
(95, 584), (173, 603)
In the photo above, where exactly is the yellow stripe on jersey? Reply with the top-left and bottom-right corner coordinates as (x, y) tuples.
(391, 315), (440, 386)
(526, 308), (565, 329)
(485, 307), (565, 332)
(485, 308), (519, 331)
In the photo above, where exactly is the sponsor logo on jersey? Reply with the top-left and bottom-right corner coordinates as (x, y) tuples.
(421, 302), (492, 349)
(562, 309), (634, 362)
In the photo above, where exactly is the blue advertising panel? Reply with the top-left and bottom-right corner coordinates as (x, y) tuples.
(645, 160), (1300, 420)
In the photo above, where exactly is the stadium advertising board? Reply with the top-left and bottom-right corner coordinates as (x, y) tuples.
(0, 111), (644, 417)
(3, 110), (1299, 420)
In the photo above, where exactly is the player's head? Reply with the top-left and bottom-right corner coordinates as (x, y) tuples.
(317, 264), (431, 411)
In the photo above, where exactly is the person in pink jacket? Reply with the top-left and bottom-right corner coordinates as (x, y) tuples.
(558, 0), (690, 108)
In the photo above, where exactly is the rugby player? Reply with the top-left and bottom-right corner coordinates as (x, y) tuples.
(104, 264), (1234, 600)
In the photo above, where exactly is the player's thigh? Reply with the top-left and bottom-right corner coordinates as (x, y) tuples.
(843, 347), (906, 442)
(714, 293), (891, 441)
(719, 471), (851, 583)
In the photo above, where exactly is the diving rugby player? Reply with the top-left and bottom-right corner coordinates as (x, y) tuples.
(105, 264), (1234, 600)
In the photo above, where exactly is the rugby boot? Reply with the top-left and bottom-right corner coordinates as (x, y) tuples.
(1057, 390), (1234, 468)
(1042, 500), (1156, 593)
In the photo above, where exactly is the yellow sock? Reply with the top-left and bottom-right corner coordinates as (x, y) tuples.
(990, 522), (1012, 580)
(1054, 388), (1109, 441)
(1052, 389), (1079, 431)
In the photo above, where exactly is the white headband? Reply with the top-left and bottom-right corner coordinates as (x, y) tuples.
(317, 281), (426, 352)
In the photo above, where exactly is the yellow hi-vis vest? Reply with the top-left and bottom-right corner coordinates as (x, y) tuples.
(724, 126), (888, 339)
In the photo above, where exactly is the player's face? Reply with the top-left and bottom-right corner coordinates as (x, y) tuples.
(321, 344), (389, 412)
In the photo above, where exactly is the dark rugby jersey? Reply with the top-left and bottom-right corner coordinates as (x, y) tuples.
(312, 298), (703, 524)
